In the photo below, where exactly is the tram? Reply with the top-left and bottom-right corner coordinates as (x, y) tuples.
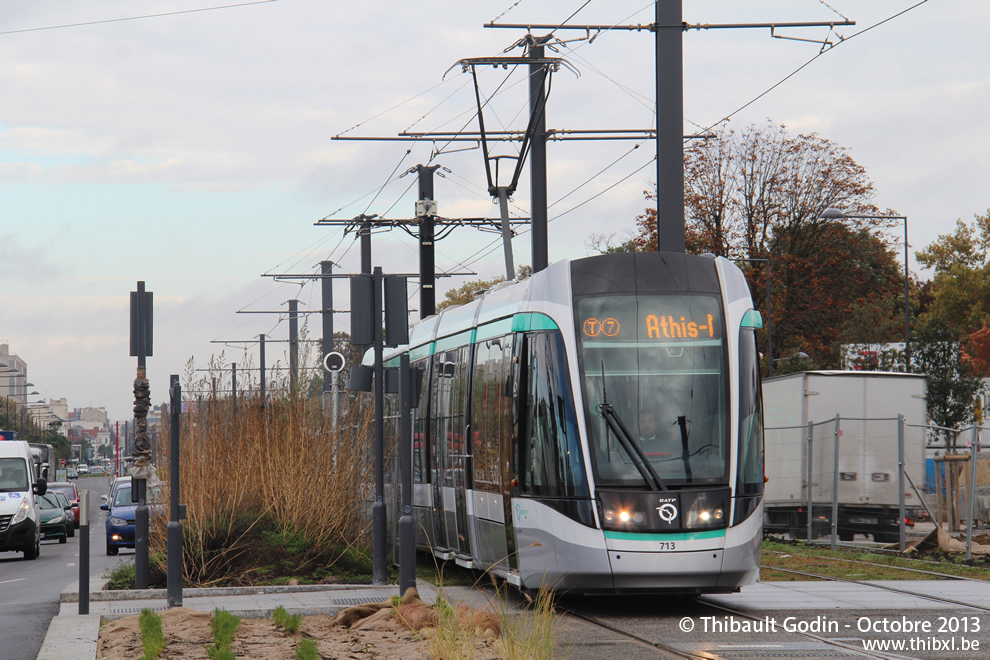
(383, 251), (764, 594)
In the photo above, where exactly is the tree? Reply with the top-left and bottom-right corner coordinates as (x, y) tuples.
(910, 319), (984, 429)
(915, 210), (990, 332)
(631, 120), (905, 370)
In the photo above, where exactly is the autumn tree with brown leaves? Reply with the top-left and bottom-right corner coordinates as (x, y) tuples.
(630, 121), (907, 370)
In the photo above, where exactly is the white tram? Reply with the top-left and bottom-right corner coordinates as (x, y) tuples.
(383, 251), (764, 594)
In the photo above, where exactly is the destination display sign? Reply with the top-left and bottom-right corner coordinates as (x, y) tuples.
(579, 295), (722, 342)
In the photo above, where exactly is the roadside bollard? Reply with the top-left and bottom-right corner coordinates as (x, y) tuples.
(78, 490), (89, 615)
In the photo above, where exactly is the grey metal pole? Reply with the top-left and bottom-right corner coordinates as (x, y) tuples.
(259, 333), (266, 409)
(231, 363), (237, 418)
(903, 217), (911, 370)
(767, 261), (774, 377)
(289, 299), (299, 394)
(134, 476), (149, 588)
(967, 425), (979, 560)
(497, 187), (515, 280)
(331, 370), (339, 433)
(417, 165), (437, 318)
(831, 415), (840, 550)
(898, 414), (906, 552)
(372, 267), (387, 585)
(528, 39), (549, 273)
(321, 261), (335, 391)
(806, 421), (814, 541)
(78, 490), (89, 615)
(398, 354), (416, 594)
(167, 375), (183, 608)
(361, 220), (372, 275)
(656, 0), (685, 253)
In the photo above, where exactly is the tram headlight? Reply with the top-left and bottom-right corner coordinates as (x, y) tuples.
(682, 490), (729, 530)
(602, 506), (648, 530)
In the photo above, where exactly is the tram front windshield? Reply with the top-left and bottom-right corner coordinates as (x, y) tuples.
(577, 293), (728, 488)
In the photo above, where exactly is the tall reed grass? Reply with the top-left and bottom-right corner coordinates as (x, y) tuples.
(150, 346), (380, 586)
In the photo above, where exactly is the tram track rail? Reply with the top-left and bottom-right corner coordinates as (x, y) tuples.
(555, 559), (990, 660)
(559, 596), (913, 660)
(558, 605), (713, 660)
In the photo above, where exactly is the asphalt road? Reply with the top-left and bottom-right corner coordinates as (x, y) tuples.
(0, 477), (123, 660)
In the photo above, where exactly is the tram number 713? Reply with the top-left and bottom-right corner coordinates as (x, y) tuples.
(657, 542), (676, 551)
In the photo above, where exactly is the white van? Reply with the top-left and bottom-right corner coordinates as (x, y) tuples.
(0, 441), (48, 559)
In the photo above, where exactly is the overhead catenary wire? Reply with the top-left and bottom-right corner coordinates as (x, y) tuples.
(0, 0), (277, 35)
(706, 0), (931, 130)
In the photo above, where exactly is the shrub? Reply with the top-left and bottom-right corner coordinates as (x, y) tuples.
(295, 638), (319, 660)
(103, 561), (136, 590)
(138, 608), (166, 660)
(206, 608), (241, 659)
(273, 605), (303, 634)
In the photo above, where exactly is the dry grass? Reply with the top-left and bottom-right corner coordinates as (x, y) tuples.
(149, 349), (379, 586)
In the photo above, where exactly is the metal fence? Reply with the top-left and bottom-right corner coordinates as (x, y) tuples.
(765, 415), (927, 552)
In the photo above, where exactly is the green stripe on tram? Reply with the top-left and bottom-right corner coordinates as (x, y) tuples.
(408, 343), (433, 361)
(435, 330), (473, 352)
(511, 313), (558, 332)
(603, 529), (726, 542)
(475, 317), (514, 341)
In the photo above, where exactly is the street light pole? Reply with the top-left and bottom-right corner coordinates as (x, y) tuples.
(822, 208), (910, 369)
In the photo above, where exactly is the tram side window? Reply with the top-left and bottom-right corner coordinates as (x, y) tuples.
(412, 357), (430, 484)
(471, 336), (513, 491)
(736, 325), (764, 498)
(431, 346), (471, 488)
(521, 332), (588, 498)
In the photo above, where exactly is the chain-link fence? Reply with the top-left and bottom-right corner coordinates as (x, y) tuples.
(765, 415), (928, 551)
(919, 424), (990, 555)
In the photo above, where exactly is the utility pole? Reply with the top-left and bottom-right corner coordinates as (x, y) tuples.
(360, 216), (374, 275)
(129, 281), (153, 589)
(321, 261), (335, 393)
(315, 211), (499, 318)
(528, 35), (551, 272)
(656, 0), (685, 253)
(289, 299), (299, 394)
(484, 8), (854, 254)
(416, 165), (440, 318)
(259, 333), (266, 408)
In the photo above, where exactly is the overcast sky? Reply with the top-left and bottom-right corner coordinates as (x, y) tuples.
(1, 0), (986, 423)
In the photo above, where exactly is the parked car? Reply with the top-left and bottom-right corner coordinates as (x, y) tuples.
(101, 480), (161, 555)
(47, 490), (75, 538)
(38, 494), (67, 544)
(46, 481), (80, 529)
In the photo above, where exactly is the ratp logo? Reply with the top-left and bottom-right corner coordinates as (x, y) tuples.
(657, 503), (678, 523)
(514, 503), (529, 521)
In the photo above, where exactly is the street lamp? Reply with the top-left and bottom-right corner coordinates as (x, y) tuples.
(822, 208), (910, 369)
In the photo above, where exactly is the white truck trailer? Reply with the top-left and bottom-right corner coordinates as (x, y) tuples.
(763, 371), (928, 542)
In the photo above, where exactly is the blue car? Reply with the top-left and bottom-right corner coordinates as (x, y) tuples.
(102, 483), (136, 555)
(101, 482), (162, 555)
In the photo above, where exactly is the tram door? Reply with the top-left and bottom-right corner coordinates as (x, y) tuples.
(430, 346), (472, 556)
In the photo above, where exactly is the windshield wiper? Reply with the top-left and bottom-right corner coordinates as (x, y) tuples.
(596, 362), (666, 491)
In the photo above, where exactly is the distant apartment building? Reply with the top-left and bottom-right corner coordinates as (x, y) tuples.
(0, 342), (29, 403)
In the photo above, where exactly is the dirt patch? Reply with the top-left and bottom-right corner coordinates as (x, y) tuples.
(97, 607), (431, 659)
